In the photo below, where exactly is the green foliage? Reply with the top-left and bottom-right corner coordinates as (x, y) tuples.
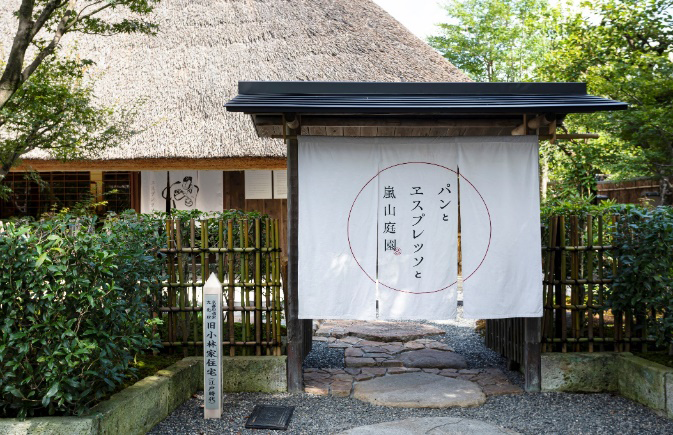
(429, 0), (556, 81)
(0, 54), (138, 169)
(0, 212), (164, 418)
(609, 206), (673, 347)
(540, 194), (618, 219)
(1, 0), (160, 182)
(431, 0), (672, 200)
(149, 209), (272, 249)
(537, 0), (673, 202)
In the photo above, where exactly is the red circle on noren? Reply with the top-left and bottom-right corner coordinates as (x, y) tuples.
(347, 162), (492, 295)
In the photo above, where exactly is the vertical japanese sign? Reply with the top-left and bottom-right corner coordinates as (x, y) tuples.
(377, 158), (458, 320)
(203, 273), (222, 419)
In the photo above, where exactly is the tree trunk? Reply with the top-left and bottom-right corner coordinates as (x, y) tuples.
(660, 174), (673, 206)
(0, 0), (35, 109)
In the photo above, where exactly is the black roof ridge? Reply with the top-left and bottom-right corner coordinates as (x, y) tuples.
(237, 81), (588, 96)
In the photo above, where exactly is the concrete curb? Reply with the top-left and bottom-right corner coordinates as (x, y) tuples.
(0, 355), (287, 434)
(542, 352), (673, 419)
(0, 357), (203, 435)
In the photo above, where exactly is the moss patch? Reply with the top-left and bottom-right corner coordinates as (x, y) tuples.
(634, 352), (673, 369)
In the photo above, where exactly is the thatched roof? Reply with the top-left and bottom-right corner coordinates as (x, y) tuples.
(1, 0), (468, 163)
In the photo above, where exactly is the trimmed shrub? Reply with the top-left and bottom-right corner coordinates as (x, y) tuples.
(0, 212), (163, 418)
(610, 206), (673, 348)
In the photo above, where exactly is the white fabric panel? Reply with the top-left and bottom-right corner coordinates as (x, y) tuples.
(140, 171), (223, 213)
(298, 137), (378, 319)
(377, 140), (458, 320)
(458, 136), (543, 319)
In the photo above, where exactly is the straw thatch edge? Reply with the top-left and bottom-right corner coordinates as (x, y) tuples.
(13, 157), (287, 172)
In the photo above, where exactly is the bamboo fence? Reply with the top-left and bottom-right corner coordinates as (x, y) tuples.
(541, 214), (654, 353)
(158, 218), (283, 356)
(486, 213), (656, 365)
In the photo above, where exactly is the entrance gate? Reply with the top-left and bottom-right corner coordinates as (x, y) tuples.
(225, 81), (627, 392)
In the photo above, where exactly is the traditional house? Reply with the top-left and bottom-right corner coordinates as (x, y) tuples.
(0, 0), (468, 247)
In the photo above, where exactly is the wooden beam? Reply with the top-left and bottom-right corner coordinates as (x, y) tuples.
(539, 133), (600, 140)
(14, 157), (288, 171)
(524, 317), (542, 392)
(285, 115), (303, 393)
(254, 115), (521, 128)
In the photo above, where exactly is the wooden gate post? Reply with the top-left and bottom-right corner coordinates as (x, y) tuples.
(285, 115), (304, 392)
(524, 316), (542, 392)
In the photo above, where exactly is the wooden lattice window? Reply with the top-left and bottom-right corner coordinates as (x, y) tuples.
(102, 171), (133, 214)
(0, 172), (92, 219)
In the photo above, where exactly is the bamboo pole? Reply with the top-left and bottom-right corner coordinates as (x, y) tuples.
(175, 219), (188, 357)
(570, 216), (580, 352)
(586, 216), (594, 352)
(598, 217), (606, 351)
(254, 219), (263, 356)
(200, 220), (209, 355)
(612, 215), (621, 352)
(190, 220), (199, 356)
(264, 218), (272, 356)
(240, 220), (250, 355)
(165, 220), (175, 351)
(227, 220), (235, 357)
(274, 219), (282, 355)
(544, 217), (557, 352)
(560, 216), (567, 353)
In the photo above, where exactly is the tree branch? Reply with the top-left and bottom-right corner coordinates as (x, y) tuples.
(21, 3), (76, 83)
(29, 0), (67, 40)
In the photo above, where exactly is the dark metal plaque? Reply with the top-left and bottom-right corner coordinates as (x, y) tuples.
(244, 405), (294, 430)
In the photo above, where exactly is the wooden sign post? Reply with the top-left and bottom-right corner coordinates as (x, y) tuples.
(203, 273), (223, 419)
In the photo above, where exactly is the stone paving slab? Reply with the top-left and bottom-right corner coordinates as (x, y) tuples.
(315, 320), (445, 342)
(397, 349), (468, 369)
(338, 417), (518, 434)
(303, 367), (522, 400)
(352, 372), (486, 408)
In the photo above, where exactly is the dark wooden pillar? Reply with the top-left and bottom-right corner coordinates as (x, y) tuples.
(285, 116), (304, 392)
(524, 316), (542, 392)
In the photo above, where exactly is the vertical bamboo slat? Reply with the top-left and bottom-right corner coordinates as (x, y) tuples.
(264, 218), (272, 356)
(559, 216), (567, 353)
(175, 220), (188, 357)
(570, 216), (580, 352)
(190, 220), (198, 354)
(274, 219), (282, 356)
(227, 220), (235, 357)
(586, 216), (594, 353)
(254, 219), (262, 356)
(597, 218), (606, 351)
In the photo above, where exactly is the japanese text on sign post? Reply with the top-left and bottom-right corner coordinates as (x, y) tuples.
(203, 273), (222, 419)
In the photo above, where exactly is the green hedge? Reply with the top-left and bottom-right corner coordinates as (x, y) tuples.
(611, 206), (673, 348)
(542, 199), (673, 349)
(0, 212), (164, 418)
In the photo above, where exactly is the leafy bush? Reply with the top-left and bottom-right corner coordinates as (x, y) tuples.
(0, 212), (164, 418)
(609, 206), (673, 347)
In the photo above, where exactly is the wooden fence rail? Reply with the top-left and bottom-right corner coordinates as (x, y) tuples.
(486, 213), (656, 368)
(158, 218), (283, 357)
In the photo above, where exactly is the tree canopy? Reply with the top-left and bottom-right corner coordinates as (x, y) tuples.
(0, 0), (159, 184)
(430, 0), (673, 204)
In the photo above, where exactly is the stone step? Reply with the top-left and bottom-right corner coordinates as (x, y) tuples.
(352, 372), (486, 408)
(338, 417), (518, 434)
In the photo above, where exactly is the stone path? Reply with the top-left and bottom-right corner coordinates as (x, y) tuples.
(304, 366), (522, 398)
(353, 372), (486, 408)
(306, 320), (523, 406)
(338, 417), (518, 434)
(319, 336), (467, 369)
(314, 320), (445, 342)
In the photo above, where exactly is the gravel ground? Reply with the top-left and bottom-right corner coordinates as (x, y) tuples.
(149, 391), (673, 434)
(303, 341), (344, 369)
(149, 307), (672, 433)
